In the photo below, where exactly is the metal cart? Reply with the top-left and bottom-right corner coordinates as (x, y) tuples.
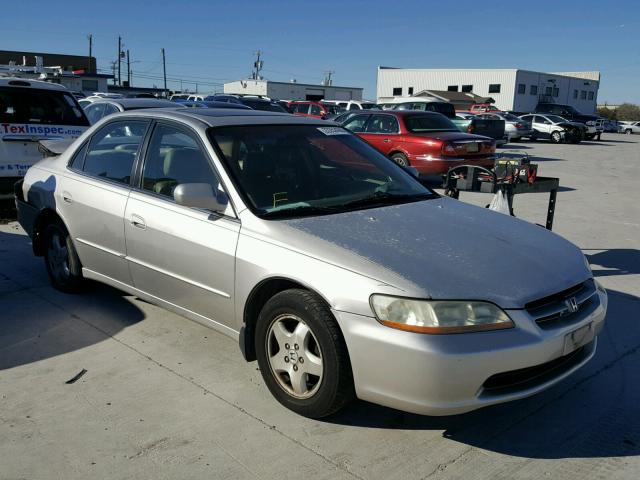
(442, 153), (560, 230)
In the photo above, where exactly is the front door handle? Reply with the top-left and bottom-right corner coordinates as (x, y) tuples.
(130, 214), (146, 229)
(382, 139), (391, 143)
(62, 191), (73, 204)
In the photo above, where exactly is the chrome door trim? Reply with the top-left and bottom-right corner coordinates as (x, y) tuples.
(125, 255), (231, 298)
(76, 237), (126, 258)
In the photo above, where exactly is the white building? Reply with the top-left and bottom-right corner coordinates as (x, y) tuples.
(224, 79), (363, 102)
(377, 67), (600, 113)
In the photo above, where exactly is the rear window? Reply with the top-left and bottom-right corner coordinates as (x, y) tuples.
(422, 102), (455, 118)
(404, 114), (459, 133)
(0, 86), (89, 126)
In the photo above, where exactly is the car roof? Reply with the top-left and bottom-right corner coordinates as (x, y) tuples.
(0, 77), (68, 91)
(115, 107), (329, 127)
(93, 98), (177, 109)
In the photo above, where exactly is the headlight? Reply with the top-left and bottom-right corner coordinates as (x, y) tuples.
(370, 295), (514, 334)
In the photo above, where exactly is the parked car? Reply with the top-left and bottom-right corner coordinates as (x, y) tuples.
(82, 98), (180, 124)
(603, 119), (619, 133)
(468, 104), (500, 114)
(178, 100), (251, 110)
(392, 101), (507, 146)
(619, 121), (640, 134)
(534, 103), (600, 139)
(341, 110), (496, 175)
(0, 77), (90, 198)
(520, 114), (585, 143)
(170, 94), (190, 101)
(476, 112), (535, 141)
(324, 100), (379, 111)
(206, 95), (289, 113)
(15, 107), (607, 418)
(289, 101), (344, 119)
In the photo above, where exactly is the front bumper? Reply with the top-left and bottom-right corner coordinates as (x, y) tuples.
(334, 288), (607, 416)
(410, 154), (495, 176)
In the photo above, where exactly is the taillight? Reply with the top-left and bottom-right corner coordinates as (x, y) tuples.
(441, 142), (456, 155)
(515, 123), (524, 129)
(467, 124), (474, 133)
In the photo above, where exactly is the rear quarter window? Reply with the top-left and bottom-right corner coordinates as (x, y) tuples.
(0, 86), (89, 126)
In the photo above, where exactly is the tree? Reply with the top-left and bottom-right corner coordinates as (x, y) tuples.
(597, 106), (617, 120)
(615, 103), (640, 121)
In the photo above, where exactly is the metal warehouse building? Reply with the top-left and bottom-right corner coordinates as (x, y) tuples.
(224, 79), (363, 101)
(377, 67), (600, 113)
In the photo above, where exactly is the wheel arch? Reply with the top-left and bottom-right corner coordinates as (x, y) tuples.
(32, 208), (68, 256)
(239, 277), (333, 362)
(388, 150), (410, 164)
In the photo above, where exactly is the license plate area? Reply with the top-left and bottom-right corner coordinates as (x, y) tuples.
(466, 142), (479, 153)
(563, 322), (594, 355)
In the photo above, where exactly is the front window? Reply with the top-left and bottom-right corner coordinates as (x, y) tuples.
(209, 125), (434, 219)
(404, 114), (459, 133)
(546, 115), (567, 124)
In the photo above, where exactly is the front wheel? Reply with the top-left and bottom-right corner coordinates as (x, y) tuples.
(255, 289), (354, 418)
(43, 221), (84, 293)
(626, 129), (632, 135)
(390, 152), (409, 167)
(550, 131), (562, 143)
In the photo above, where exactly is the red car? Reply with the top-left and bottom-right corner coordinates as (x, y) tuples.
(339, 110), (496, 175)
(289, 101), (344, 119)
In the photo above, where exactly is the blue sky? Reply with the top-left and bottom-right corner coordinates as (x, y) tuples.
(1, 0), (638, 103)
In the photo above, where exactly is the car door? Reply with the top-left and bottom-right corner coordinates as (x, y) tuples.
(359, 114), (401, 155)
(124, 121), (239, 330)
(309, 103), (323, 119)
(292, 103), (310, 117)
(60, 118), (151, 284)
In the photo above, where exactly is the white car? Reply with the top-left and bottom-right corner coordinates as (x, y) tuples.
(0, 77), (90, 198)
(324, 100), (379, 111)
(619, 121), (640, 134)
(520, 114), (585, 144)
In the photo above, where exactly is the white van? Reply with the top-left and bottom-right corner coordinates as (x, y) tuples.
(324, 100), (379, 111)
(0, 78), (90, 198)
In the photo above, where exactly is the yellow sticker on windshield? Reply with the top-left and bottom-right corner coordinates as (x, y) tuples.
(273, 192), (288, 207)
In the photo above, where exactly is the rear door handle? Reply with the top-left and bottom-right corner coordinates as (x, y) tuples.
(62, 191), (73, 204)
(130, 214), (146, 229)
(382, 139), (391, 143)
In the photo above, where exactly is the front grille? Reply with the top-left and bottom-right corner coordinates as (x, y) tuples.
(482, 343), (592, 394)
(525, 279), (599, 330)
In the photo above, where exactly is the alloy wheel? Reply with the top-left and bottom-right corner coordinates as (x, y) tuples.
(47, 232), (70, 281)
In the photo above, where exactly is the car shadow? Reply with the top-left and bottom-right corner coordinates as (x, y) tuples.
(324, 287), (640, 460)
(584, 248), (640, 277)
(0, 228), (145, 371)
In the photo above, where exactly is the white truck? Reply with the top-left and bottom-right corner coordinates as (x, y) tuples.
(0, 78), (90, 198)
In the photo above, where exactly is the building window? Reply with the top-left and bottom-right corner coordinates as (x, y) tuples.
(392, 87), (402, 96)
(573, 89), (578, 99)
(517, 83), (526, 94)
(588, 91), (594, 100)
(580, 90), (587, 99)
(552, 87), (559, 97)
(530, 85), (538, 95)
(461, 85), (473, 93)
(447, 85), (458, 92)
(545, 86), (552, 96)
(488, 84), (501, 93)
(408, 87), (414, 95)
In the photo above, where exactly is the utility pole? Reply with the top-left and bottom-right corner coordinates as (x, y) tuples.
(110, 61), (117, 85)
(126, 49), (131, 86)
(117, 36), (121, 86)
(87, 34), (93, 73)
(252, 50), (263, 80)
(323, 70), (334, 86)
(161, 48), (167, 97)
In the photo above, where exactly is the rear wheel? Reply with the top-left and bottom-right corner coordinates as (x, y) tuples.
(255, 289), (354, 418)
(550, 131), (562, 143)
(390, 152), (409, 167)
(43, 221), (84, 293)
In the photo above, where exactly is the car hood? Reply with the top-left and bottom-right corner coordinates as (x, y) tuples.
(256, 198), (590, 309)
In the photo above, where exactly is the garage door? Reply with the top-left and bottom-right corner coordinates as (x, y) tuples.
(305, 88), (325, 101)
(334, 90), (352, 101)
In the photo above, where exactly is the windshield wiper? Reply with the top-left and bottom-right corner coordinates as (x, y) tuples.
(261, 204), (340, 219)
(340, 191), (436, 210)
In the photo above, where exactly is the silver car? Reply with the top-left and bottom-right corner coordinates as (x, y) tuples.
(16, 109), (607, 418)
(476, 112), (535, 140)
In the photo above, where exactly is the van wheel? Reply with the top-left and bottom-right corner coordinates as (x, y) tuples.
(390, 153), (409, 167)
(551, 131), (562, 143)
(255, 289), (354, 418)
(43, 221), (84, 293)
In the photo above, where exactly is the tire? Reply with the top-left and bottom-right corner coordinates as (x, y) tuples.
(528, 133), (538, 142)
(390, 152), (409, 167)
(255, 289), (354, 418)
(550, 131), (562, 143)
(43, 221), (84, 293)
(625, 129), (632, 135)
(585, 134), (595, 140)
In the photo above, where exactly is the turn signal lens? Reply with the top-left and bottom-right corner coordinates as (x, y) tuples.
(370, 295), (514, 334)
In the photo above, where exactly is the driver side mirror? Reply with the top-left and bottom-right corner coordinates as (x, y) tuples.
(173, 183), (228, 213)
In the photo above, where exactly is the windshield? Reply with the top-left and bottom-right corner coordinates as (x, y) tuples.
(546, 115), (568, 124)
(501, 113), (522, 122)
(360, 103), (378, 109)
(405, 114), (459, 133)
(241, 99), (287, 112)
(210, 125), (435, 219)
(0, 86), (89, 126)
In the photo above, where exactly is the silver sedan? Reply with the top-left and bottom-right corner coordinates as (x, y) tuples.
(16, 109), (607, 417)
